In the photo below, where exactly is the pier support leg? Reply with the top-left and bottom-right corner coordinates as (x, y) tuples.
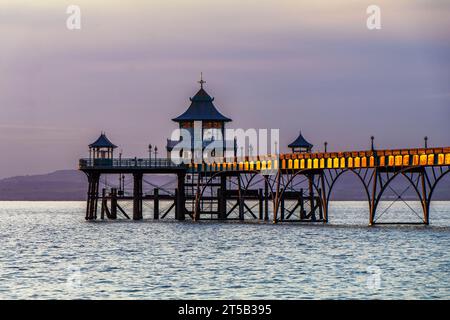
(154, 188), (159, 220)
(237, 174), (244, 221)
(86, 172), (100, 220)
(420, 170), (430, 225)
(218, 175), (227, 220)
(133, 173), (143, 220)
(320, 172), (328, 222)
(280, 189), (285, 221)
(100, 188), (106, 220)
(308, 175), (316, 221)
(369, 169), (379, 226)
(110, 188), (117, 220)
(264, 179), (269, 221)
(258, 188), (263, 220)
(176, 173), (186, 221)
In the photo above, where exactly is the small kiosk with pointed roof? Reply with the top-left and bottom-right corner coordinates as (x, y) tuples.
(288, 131), (313, 153)
(89, 132), (117, 165)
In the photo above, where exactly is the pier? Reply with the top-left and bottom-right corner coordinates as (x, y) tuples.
(79, 78), (450, 225)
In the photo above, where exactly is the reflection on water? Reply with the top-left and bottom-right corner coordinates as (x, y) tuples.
(0, 201), (449, 299)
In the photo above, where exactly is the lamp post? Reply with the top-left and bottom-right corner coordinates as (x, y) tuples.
(424, 136), (428, 149)
(148, 144), (152, 166)
(154, 146), (158, 165)
(371, 136), (375, 151)
(324, 141), (328, 153)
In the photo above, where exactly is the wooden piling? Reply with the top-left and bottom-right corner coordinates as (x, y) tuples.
(110, 188), (117, 219)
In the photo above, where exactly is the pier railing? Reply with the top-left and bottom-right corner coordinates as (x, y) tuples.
(79, 147), (450, 172)
(79, 158), (183, 169)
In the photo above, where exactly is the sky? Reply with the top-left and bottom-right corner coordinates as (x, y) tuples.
(0, 0), (449, 178)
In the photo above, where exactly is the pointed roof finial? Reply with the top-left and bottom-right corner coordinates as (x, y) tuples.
(198, 72), (206, 89)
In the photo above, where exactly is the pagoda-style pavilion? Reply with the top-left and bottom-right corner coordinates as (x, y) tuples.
(288, 131), (313, 153)
(89, 132), (117, 165)
(167, 74), (233, 161)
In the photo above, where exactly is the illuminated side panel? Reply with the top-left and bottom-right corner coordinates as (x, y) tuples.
(354, 157), (361, 168)
(288, 159), (293, 169)
(333, 158), (339, 168)
(412, 155), (419, 166)
(250, 161), (254, 170)
(267, 160), (272, 170)
(280, 160), (285, 169)
(438, 154), (445, 165)
(348, 157), (353, 168)
(307, 159), (312, 169)
(420, 155), (427, 166)
(320, 158), (325, 169)
(388, 156), (395, 167)
(239, 162), (244, 170)
(395, 155), (402, 166)
(340, 157), (346, 168)
(403, 155), (410, 166)
(446, 154), (450, 165)
(313, 159), (319, 169)
(361, 157), (367, 167)
(273, 160), (279, 169)
(261, 161), (266, 170)
(369, 156), (375, 167)
(327, 158), (333, 168)
(300, 159), (305, 169)
(294, 159), (299, 169)
(379, 156), (385, 167)
(427, 154), (434, 166)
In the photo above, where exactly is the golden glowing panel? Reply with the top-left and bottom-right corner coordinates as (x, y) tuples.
(438, 154), (444, 165)
(239, 162), (244, 170)
(294, 159), (299, 169)
(228, 163), (232, 170)
(250, 161), (254, 170)
(327, 158), (333, 168)
(281, 160), (286, 169)
(395, 155), (402, 166)
(354, 157), (360, 168)
(267, 160), (272, 170)
(313, 159), (319, 169)
(420, 155), (427, 166)
(348, 157), (353, 168)
(300, 159), (305, 169)
(256, 161), (261, 170)
(412, 155), (419, 166)
(340, 158), (345, 168)
(307, 159), (312, 169)
(361, 157), (367, 167)
(261, 161), (266, 170)
(369, 156), (375, 167)
(273, 160), (279, 169)
(427, 154), (434, 166)
(320, 158), (325, 168)
(333, 158), (339, 168)
(403, 155), (410, 166)
(446, 154), (450, 165)
(388, 156), (395, 166)
(379, 156), (385, 166)
(288, 159), (293, 169)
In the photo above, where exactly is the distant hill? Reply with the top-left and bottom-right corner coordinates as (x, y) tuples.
(0, 169), (448, 201)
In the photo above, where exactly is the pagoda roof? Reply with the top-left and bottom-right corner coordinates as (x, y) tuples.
(172, 87), (232, 122)
(89, 133), (117, 149)
(288, 131), (313, 149)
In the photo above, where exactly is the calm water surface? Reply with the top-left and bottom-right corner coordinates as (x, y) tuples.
(0, 201), (449, 299)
